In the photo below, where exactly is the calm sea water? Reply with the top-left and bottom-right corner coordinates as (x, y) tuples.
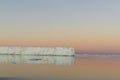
(0, 54), (120, 80)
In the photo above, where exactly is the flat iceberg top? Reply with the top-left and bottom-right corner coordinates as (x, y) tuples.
(0, 47), (75, 56)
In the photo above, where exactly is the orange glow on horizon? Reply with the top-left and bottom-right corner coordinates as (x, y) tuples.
(0, 30), (120, 52)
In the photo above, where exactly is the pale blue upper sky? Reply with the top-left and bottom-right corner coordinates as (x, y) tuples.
(0, 0), (120, 51)
(0, 0), (120, 30)
(1, 0), (120, 18)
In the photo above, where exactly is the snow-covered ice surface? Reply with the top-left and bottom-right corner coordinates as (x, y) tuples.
(0, 47), (75, 65)
(0, 55), (75, 65)
(0, 47), (75, 56)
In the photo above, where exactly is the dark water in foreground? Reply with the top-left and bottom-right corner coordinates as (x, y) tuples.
(0, 78), (24, 80)
(0, 54), (120, 80)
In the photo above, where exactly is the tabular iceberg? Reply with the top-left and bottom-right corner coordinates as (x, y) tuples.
(0, 47), (75, 56)
(0, 55), (75, 65)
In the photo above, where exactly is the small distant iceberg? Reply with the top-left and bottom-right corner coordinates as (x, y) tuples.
(0, 46), (75, 56)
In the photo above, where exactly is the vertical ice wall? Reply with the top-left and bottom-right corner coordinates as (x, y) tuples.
(0, 55), (75, 65)
(0, 47), (75, 56)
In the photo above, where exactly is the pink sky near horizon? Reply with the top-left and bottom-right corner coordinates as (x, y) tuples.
(0, 0), (120, 52)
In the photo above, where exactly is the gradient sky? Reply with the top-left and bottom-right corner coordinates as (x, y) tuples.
(0, 0), (120, 52)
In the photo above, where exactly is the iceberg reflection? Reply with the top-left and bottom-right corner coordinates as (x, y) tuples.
(0, 55), (75, 65)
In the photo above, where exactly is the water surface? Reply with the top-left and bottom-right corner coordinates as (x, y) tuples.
(0, 54), (120, 80)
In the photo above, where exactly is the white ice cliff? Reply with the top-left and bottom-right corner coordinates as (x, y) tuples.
(0, 47), (75, 56)
(0, 55), (75, 65)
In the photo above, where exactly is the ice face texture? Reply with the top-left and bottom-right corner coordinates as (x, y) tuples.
(0, 47), (75, 56)
(0, 55), (75, 65)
